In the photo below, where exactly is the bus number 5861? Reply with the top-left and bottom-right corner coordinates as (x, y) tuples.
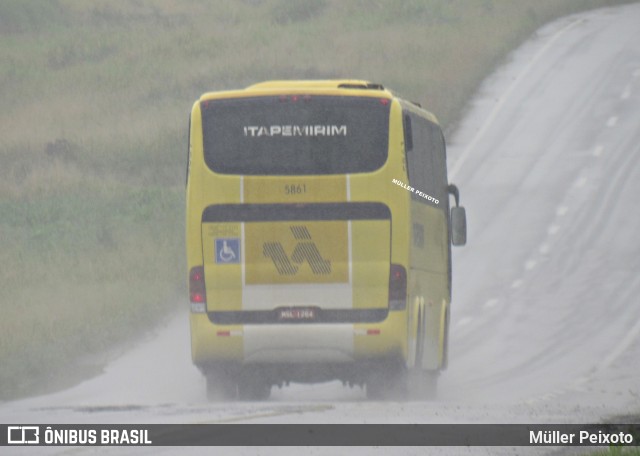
(284, 184), (306, 195)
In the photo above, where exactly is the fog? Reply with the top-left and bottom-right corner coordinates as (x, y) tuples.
(1, 1), (640, 454)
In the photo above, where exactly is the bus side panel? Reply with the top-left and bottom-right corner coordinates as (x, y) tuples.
(411, 204), (450, 370)
(403, 108), (451, 371)
(186, 102), (205, 276)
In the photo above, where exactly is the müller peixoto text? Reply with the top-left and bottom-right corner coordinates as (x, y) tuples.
(530, 430), (634, 445)
(391, 178), (439, 205)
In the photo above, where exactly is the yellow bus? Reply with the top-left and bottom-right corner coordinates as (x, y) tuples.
(186, 80), (466, 400)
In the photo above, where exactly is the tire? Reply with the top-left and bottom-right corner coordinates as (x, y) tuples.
(205, 369), (237, 401)
(366, 364), (408, 400)
(237, 375), (271, 401)
(407, 369), (438, 401)
(409, 306), (438, 400)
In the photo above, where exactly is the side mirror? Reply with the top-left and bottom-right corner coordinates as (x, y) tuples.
(447, 184), (467, 246)
(451, 206), (467, 246)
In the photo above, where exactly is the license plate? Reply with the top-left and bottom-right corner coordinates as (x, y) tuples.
(278, 307), (317, 321)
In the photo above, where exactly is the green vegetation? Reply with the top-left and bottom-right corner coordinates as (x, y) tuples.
(0, 0), (634, 399)
(589, 448), (640, 455)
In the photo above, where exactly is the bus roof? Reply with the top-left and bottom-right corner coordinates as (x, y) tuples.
(198, 79), (436, 123)
(246, 80), (386, 91)
(199, 80), (391, 100)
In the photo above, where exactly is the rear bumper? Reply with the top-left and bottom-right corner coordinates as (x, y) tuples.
(190, 311), (407, 368)
(208, 308), (387, 324)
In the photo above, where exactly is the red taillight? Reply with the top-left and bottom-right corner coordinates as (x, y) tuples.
(279, 94), (310, 102)
(189, 266), (206, 305)
(389, 264), (407, 310)
(380, 98), (390, 106)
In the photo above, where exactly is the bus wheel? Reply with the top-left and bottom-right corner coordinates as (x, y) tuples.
(408, 369), (438, 401)
(237, 375), (271, 401)
(366, 367), (408, 400)
(205, 369), (237, 401)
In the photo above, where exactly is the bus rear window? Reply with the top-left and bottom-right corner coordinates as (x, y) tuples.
(201, 96), (390, 175)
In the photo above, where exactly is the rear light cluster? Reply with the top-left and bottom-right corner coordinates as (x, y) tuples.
(189, 266), (206, 314)
(388, 263), (407, 310)
(354, 328), (382, 336)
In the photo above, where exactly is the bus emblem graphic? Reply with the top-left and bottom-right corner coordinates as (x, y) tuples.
(263, 226), (331, 275)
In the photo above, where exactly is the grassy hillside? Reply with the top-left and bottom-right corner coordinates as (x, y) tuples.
(0, 0), (633, 399)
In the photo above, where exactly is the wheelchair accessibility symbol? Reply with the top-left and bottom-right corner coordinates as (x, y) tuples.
(215, 238), (240, 264)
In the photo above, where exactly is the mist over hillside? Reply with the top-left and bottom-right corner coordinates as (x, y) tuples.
(0, 0), (633, 399)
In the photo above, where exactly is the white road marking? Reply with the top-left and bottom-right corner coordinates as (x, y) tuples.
(511, 279), (523, 289)
(592, 145), (604, 157)
(573, 176), (587, 188)
(548, 224), (560, 235)
(621, 85), (631, 99)
(598, 317), (640, 371)
(606, 116), (618, 127)
(456, 317), (473, 328)
(556, 205), (568, 217)
(483, 298), (499, 309)
(448, 17), (586, 181)
(524, 260), (537, 271)
(634, 68), (640, 77)
(526, 375), (592, 405)
(539, 243), (550, 255)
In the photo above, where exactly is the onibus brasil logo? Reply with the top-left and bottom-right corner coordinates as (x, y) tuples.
(263, 226), (331, 275)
